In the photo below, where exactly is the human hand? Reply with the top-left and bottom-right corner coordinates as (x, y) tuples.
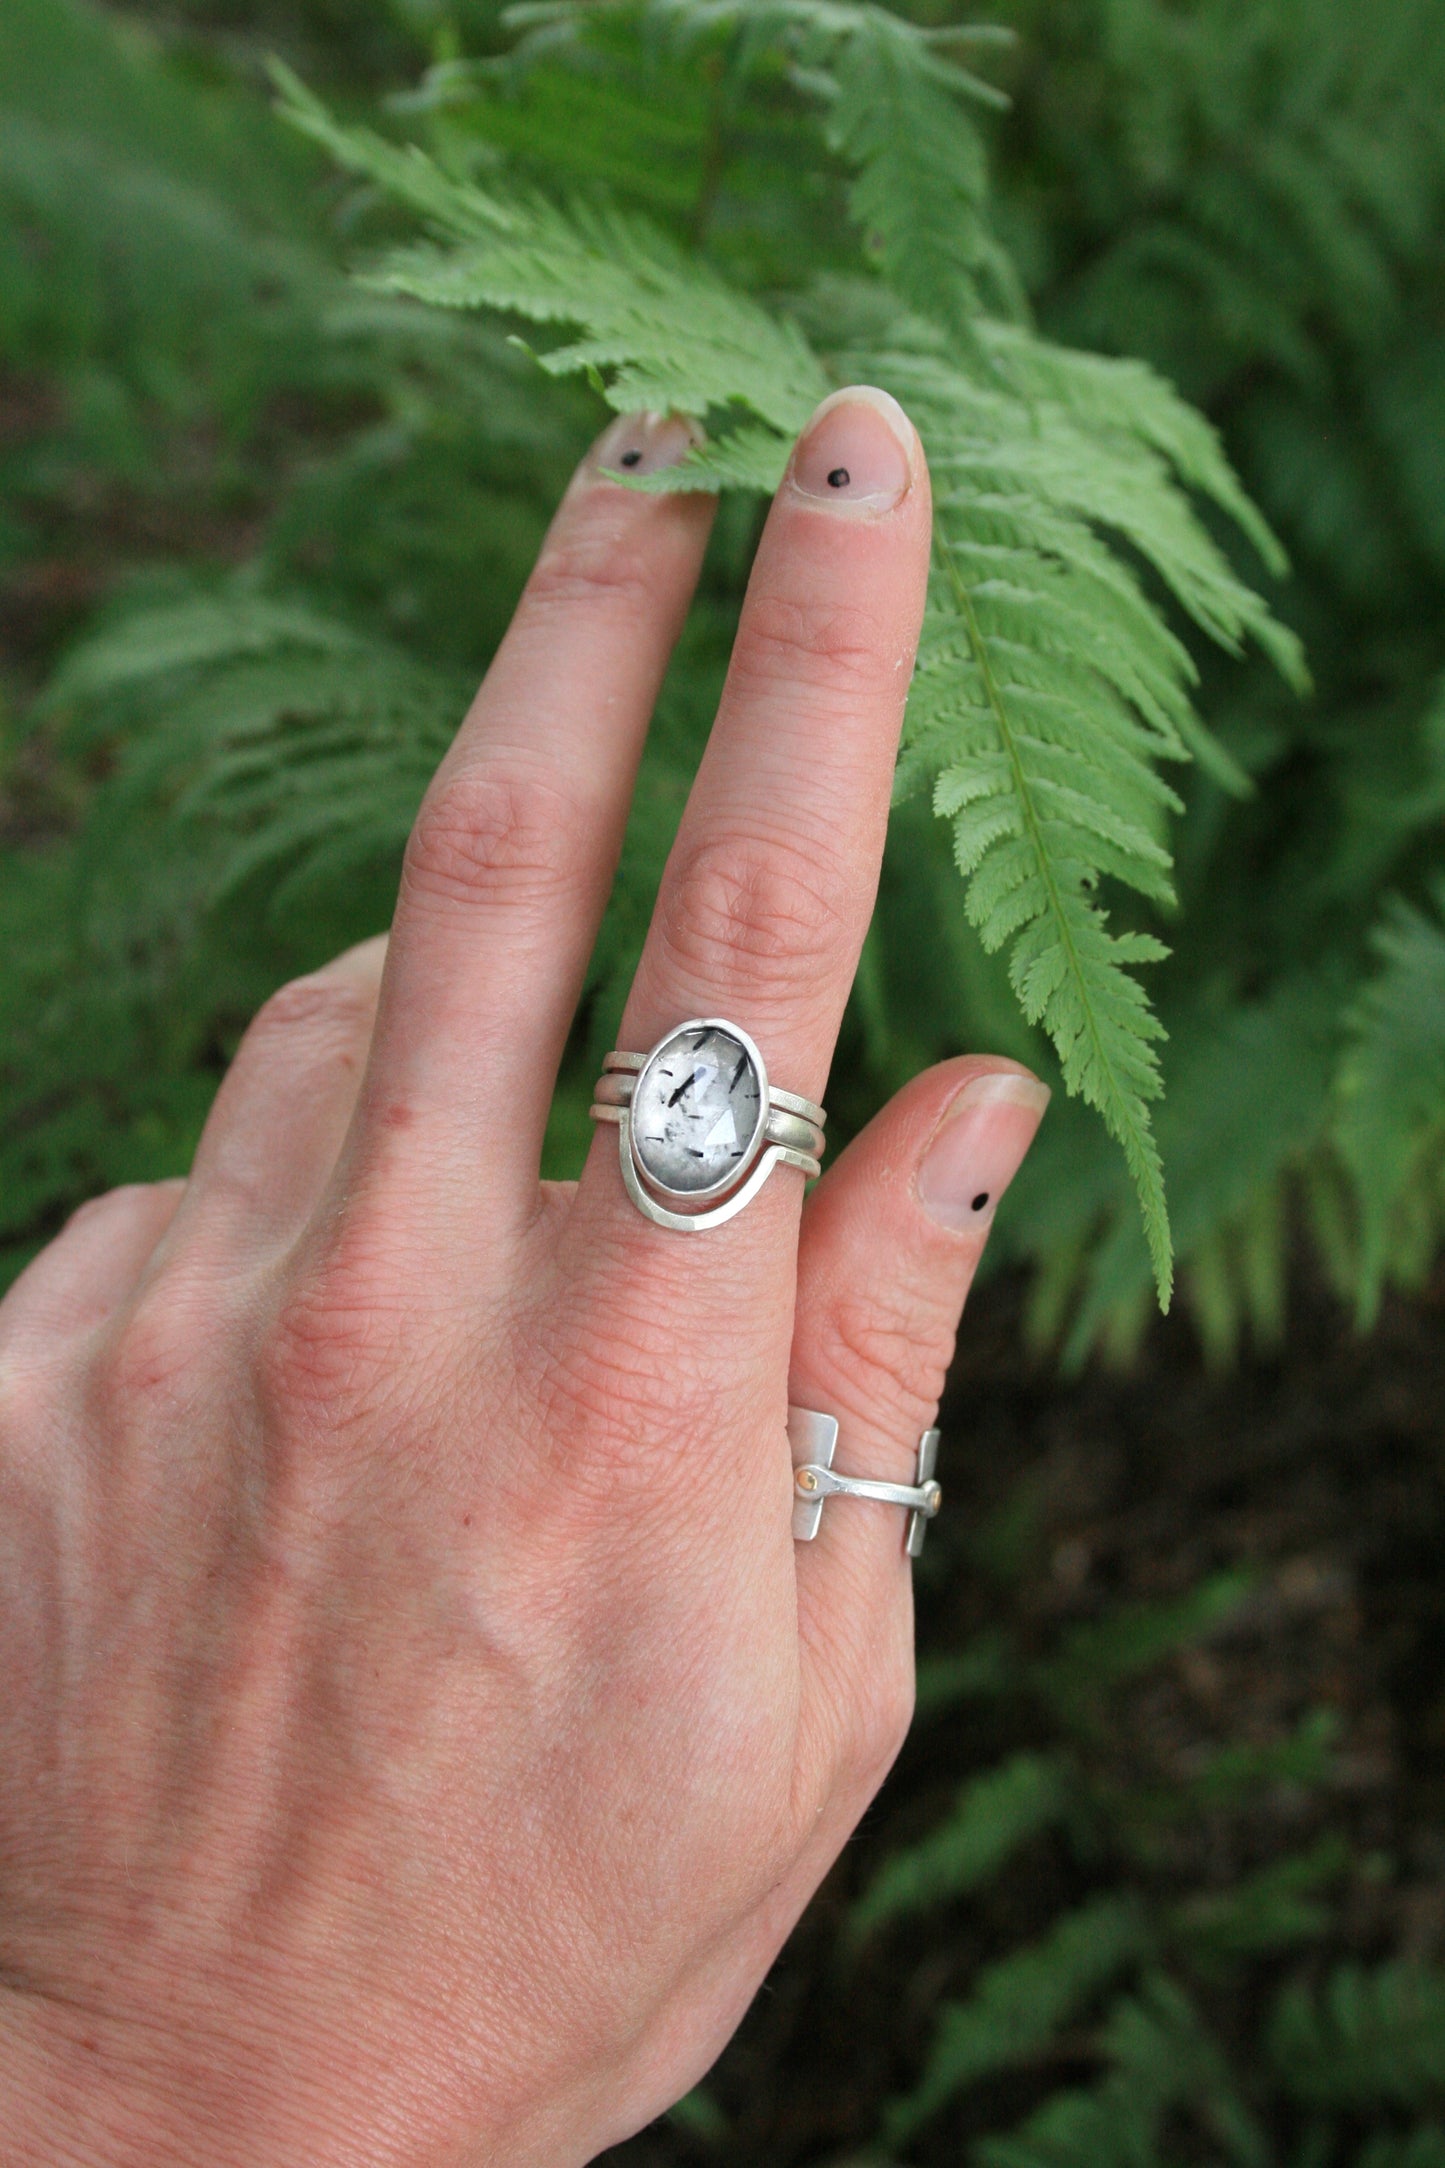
(0, 389), (1048, 2166)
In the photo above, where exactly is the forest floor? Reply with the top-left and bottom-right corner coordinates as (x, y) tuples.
(604, 1269), (1445, 2166)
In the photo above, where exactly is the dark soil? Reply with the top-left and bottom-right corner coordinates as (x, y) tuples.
(602, 1269), (1445, 2166)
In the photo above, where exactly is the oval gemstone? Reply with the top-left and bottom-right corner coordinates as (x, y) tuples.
(630, 1026), (764, 1195)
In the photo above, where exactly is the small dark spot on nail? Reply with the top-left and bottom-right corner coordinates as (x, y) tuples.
(620, 448), (643, 468)
(827, 466), (851, 488)
(972, 1192), (990, 1212)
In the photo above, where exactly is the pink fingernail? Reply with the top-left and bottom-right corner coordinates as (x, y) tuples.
(788, 385), (916, 514)
(587, 409), (703, 479)
(917, 1071), (1051, 1233)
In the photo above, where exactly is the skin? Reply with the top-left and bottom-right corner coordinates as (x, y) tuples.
(0, 391), (1047, 2167)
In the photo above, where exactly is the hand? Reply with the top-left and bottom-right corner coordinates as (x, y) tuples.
(0, 389), (1048, 2167)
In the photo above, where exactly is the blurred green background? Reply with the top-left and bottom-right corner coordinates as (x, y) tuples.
(2, 0), (1443, 2160)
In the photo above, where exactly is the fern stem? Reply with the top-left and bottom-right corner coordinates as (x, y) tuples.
(690, 35), (742, 248)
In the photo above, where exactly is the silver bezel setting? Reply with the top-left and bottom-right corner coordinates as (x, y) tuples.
(590, 1015), (824, 1233)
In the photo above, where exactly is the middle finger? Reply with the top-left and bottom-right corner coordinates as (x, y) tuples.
(567, 388), (931, 1346)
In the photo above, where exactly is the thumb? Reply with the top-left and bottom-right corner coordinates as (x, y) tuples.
(788, 1058), (1050, 1791)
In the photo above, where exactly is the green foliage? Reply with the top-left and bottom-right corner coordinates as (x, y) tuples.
(980, 0), (1445, 1357)
(850, 1750), (1072, 1943)
(1271, 1965), (1445, 2112)
(883, 1895), (1149, 2144)
(1336, 883), (1445, 1324)
(2, 10), (1441, 2162)
(4, 0), (1442, 1347)
(864, 1549), (1444, 2163)
(40, 591), (467, 916)
(265, 4), (1314, 1303)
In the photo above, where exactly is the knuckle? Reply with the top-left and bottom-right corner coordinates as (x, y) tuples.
(728, 592), (897, 704)
(402, 767), (586, 919)
(812, 1286), (954, 1438)
(56, 1179), (182, 1241)
(63, 1185), (132, 1230)
(660, 829), (856, 1000)
(248, 973), (376, 1050)
(261, 1245), (407, 1439)
(535, 1306), (709, 1495)
(524, 526), (661, 621)
(93, 1286), (202, 1422)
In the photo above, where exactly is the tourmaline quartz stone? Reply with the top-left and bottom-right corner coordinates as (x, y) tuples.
(630, 1024), (764, 1196)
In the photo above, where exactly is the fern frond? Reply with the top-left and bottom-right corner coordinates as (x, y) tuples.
(274, 63), (827, 440)
(972, 2088), (1166, 2168)
(842, 328), (1304, 1305)
(849, 1752), (1071, 1944)
(42, 590), (465, 927)
(1169, 1835), (1346, 1965)
(270, 31), (1301, 1306)
(1021, 970), (1342, 1364)
(1103, 1976), (1269, 2168)
(1037, 1570), (1252, 1717)
(1270, 1964), (1445, 2111)
(885, 1896), (1148, 2143)
(1336, 886), (1445, 1324)
(823, 11), (1010, 344)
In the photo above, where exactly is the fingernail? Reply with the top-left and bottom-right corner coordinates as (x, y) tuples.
(788, 385), (916, 513)
(917, 1071), (1051, 1233)
(586, 409), (703, 480)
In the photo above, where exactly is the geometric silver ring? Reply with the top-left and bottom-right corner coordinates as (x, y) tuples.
(788, 1405), (942, 1557)
(590, 1017), (825, 1233)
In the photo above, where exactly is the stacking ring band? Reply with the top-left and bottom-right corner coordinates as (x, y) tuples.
(788, 1406), (942, 1558)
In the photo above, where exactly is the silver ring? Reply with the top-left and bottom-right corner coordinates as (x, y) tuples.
(590, 1018), (825, 1232)
(788, 1406), (942, 1557)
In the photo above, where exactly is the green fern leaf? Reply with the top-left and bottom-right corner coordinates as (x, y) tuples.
(886, 1896), (1148, 2143)
(849, 1752), (1071, 1944)
(42, 590), (465, 928)
(272, 44), (1302, 1306)
(969, 1974), (1260, 2168)
(1170, 1835), (1347, 1965)
(824, 10), (1009, 344)
(274, 63), (826, 439)
(1336, 886), (1445, 1324)
(1037, 1570), (1253, 1717)
(1270, 1963), (1445, 2111)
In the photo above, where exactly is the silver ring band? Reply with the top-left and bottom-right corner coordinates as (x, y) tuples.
(590, 1018), (826, 1232)
(788, 1406), (942, 1558)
